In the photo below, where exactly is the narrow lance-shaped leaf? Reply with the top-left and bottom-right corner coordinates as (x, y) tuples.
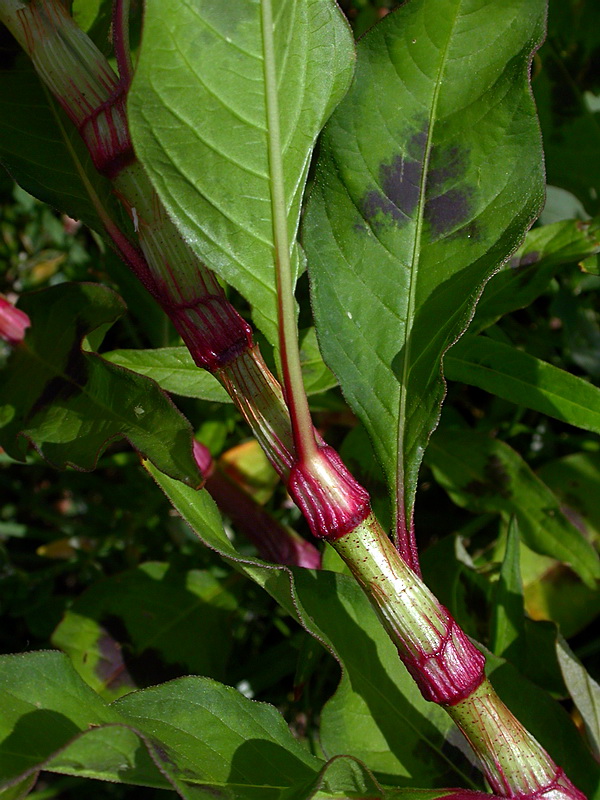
(471, 217), (600, 334)
(445, 333), (600, 435)
(303, 0), (545, 544)
(128, 0), (355, 346)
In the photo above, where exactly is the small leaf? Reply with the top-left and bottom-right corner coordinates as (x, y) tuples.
(103, 347), (232, 402)
(0, 283), (201, 487)
(103, 333), (334, 401)
(490, 519), (526, 668)
(556, 636), (600, 760)
(426, 426), (600, 588)
(303, 0), (545, 539)
(472, 217), (600, 333)
(128, 0), (355, 345)
(445, 333), (600, 434)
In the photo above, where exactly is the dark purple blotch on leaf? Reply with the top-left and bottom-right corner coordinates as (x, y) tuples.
(359, 122), (475, 239)
(424, 144), (473, 238)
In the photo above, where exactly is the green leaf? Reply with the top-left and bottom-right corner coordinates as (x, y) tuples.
(426, 426), (600, 588)
(52, 562), (240, 700)
(444, 333), (600, 434)
(299, 327), (338, 396)
(103, 347), (232, 402)
(146, 464), (479, 788)
(0, 283), (201, 487)
(0, 650), (324, 799)
(556, 636), (600, 761)
(0, 51), (121, 236)
(472, 217), (600, 333)
(103, 330), (335, 401)
(303, 0), (545, 537)
(490, 519), (526, 668)
(128, 0), (355, 346)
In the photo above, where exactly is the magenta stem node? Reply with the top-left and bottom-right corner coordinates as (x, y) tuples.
(288, 445), (371, 540)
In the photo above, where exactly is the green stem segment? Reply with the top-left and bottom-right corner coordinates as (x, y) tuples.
(0, 4), (587, 798)
(333, 517), (585, 799)
(260, 0), (318, 465)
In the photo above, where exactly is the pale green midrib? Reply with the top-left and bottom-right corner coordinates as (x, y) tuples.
(395, 1), (463, 531)
(260, 0), (315, 458)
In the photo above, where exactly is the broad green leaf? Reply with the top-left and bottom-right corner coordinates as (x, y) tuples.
(490, 519), (526, 668)
(128, 0), (355, 346)
(484, 649), (600, 799)
(556, 636), (600, 760)
(103, 329), (335, 401)
(52, 562), (240, 700)
(471, 217), (600, 333)
(0, 50), (121, 236)
(303, 0), (545, 539)
(0, 650), (324, 799)
(113, 676), (322, 799)
(426, 426), (600, 588)
(147, 464), (478, 788)
(0, 283), (201, 487)
(444, 333), (600, 434)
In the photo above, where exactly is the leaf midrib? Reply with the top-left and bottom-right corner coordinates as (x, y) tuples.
(396, 1), (464, 530)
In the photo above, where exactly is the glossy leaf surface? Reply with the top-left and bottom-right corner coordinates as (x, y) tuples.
(303, 0), (545, 540)
(426, 426), (600, 588)
(128, 0), (355, 345)
(445, 333), (600, 434)
(0, 283), (201, 487)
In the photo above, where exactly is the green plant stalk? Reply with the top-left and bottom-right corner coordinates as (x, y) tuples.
(333, 520), (584, 798)
(0, 2), (587, 796)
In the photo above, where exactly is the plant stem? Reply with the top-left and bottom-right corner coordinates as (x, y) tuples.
(260, 0), (318, 465)
(112, 0), (133, 86)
